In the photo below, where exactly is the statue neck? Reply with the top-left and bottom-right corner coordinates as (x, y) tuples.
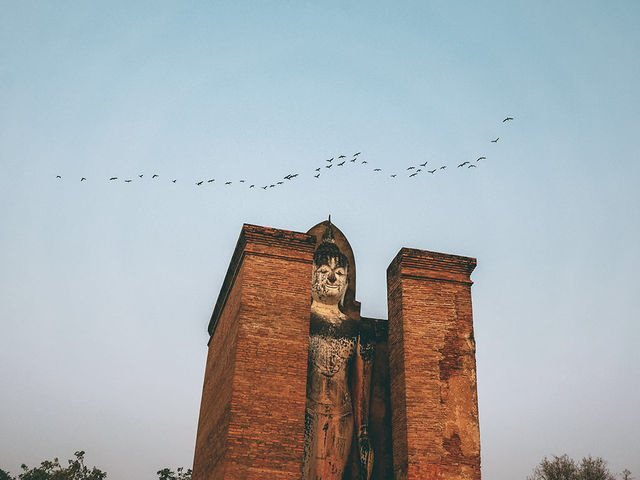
(311, 300), (344, 320)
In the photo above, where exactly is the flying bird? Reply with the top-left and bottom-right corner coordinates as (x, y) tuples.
(338, 155), (346, 159)
(172, 180), (177, 183)
(338, 161), (345, 166)
(239, 180), (245, 183)
(409, 172), (418, 177)
(249, 184), (255, 188)
(315, 167), (321, 172)
(407, 166), (415, 170)
(277, 181), (283, 185)
(56, 175), (61, 179)
(491, 137), (499, 143)
(477, 156), (486, 161)
(326, 158), (334, 162)
(439, 166), (447, 170)
(152, 174), (159, 178)
(80, 177), (86, 181)
(428, 169), (436, 174)
(196, 181), (203, 185)
(109, 177), (118, 181)
(390, 174), (397, 178)
(269, 184), (275, 188)
(314, 174), (320, 178)
(457, 162), (470, 168)
(503, 117), (514, 122)
(262, 186), (268, 189)
(225, 181), (232, 185)
(373, 168), (381, 172)
(290, 174), (298, 178)
(208, 179), (214, 183)
(468, 164), (477, 168)
(361, 160), (368, 164)
(125, 179), (132, 183)
(420, 161), (428, 167)
(353, 152), (361, 156)
(350, 158), (356, 162)
(138, 174), (143, 178)
(326, 164), (333, 169)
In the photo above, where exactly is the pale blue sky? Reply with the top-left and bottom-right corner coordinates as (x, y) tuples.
(1, 1), (639, 479)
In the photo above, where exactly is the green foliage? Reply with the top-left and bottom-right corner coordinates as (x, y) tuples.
(156, 467), (191, 480)
(528, 454), (631, 480)
(0, 451), (106, 480)
(2, 452), (192, 480)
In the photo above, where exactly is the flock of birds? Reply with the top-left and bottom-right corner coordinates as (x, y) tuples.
(55, 117), (514, 190)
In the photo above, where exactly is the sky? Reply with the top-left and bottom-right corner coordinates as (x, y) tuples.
(1, 1), (639, 478)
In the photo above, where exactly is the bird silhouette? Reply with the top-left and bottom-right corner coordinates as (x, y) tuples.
(269, 184), (275, 188)
(477, 156), (486, 161)
(56, 175), (61, 179)
(428, 169), (436, 174)
(373, 168), (381, 172)
(172, 180), (177, 183)
(314, 174), (320, 178)
(457, 162), (469, 168)
(109, 177), (117, 181)
(390, 174), (397, 178)
(290, 174), (298, 178)
(326, 158), (334, 162)
(440, 166), (447, 170)
(225, 181), (232, 185)
(152, 174), (159, 178)
(503, 117), (514, 122)
(239, 180), (245, 183)
(491, 137), (499, 143)
(407, 166), (415, 170)
(125, 179), (132, 183)
(338, 155), (346, 159)
(315, 167), (321, 172)
(326, 164), (333, 169)
(354, 152), (361, 156)
(276, 181), (283, 185)
(208, 179), (215, 183)
(420, 161), (428, 167)
(139, 174), (143, 178)
(81, 177), (86, 181)
(196, 181), (203, 185)
(350, 158), (356, 162)
(362, 160), (368, 164)
(338, 161), (345, 166)
(249, 184), (255, 188)
(468, 164), (477, 168)
(409, 172), (418, 177)
(262, 186), (268, 189)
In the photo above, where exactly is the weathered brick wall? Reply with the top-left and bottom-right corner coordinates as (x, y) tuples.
(387, 248), (480, 480)
(193, 224), (316, 480)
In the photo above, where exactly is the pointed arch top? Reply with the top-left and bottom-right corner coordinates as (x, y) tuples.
(307, 218), (360, 316)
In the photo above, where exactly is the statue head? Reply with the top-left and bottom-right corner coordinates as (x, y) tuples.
(312, 219), (349, 307)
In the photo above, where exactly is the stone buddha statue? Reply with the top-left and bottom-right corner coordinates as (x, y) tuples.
(302, 219), (374, 480)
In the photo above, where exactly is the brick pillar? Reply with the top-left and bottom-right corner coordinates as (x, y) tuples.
(193, 224), (316, 480)
(387, 248), (480, 480)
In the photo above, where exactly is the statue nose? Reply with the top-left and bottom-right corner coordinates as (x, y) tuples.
(328, 273), (336, 283)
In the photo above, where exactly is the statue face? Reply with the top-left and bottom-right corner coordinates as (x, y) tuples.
(312, 257), (348, 306)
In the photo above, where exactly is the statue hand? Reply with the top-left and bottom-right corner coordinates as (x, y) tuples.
(358, 427), (374, 480)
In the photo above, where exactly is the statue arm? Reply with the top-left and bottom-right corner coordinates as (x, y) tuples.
(353, 327), (375, 479)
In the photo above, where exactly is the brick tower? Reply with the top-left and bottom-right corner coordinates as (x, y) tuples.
(192, 223), (480, 480)
(387, 248), (480, 480)
(192, 224), (316, 479)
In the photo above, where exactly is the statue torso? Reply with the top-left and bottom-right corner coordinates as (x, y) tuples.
(306, 312), (358, 414)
